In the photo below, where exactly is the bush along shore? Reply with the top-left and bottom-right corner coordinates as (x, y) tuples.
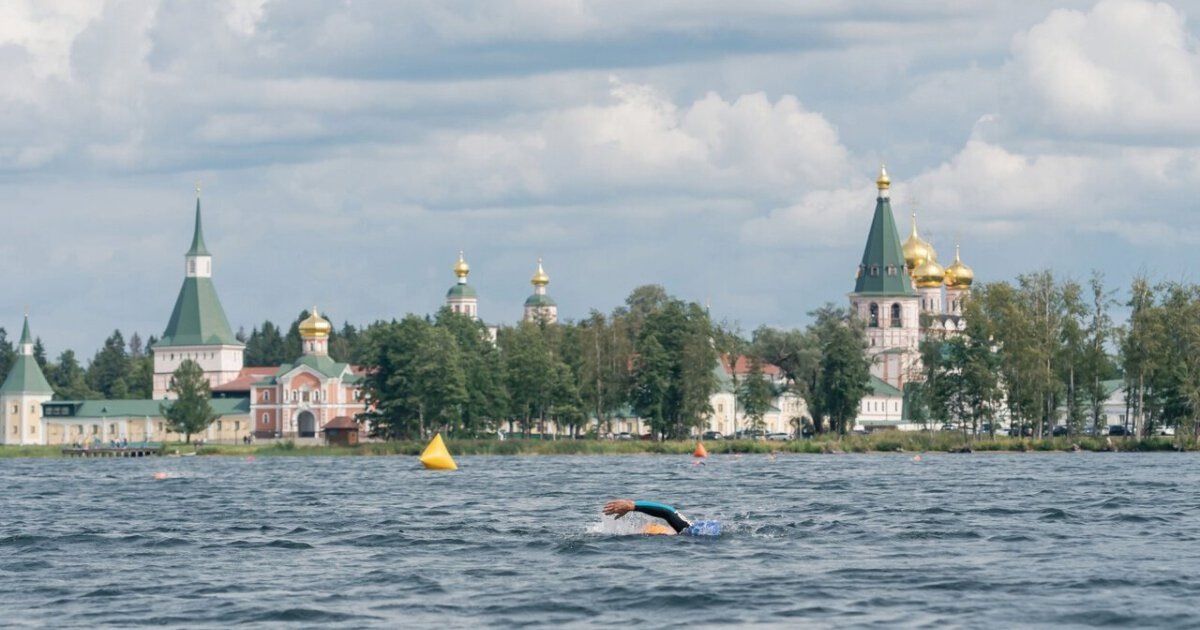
(0, 432), (1193, 458)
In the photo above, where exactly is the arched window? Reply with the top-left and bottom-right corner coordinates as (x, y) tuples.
(261, 413), (268, 425)
(890, 303), (902, 328)
(886, 265), (897, 277)
(868, 303), (879, 328)
(870, 265), (880, 277)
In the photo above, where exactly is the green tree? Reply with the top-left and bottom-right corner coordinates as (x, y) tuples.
(357, 316), (468, 440)
(33, 338), (48, 370)
(435, 309), (507, 436)
(50, 350), (99, 400)
(245, 321), (289, 367)
(808, 305), (870, 436)
(87, 330), (131, 399)
(629, 297), (717, 439)
(500, 322), (556, 436)
(738, 355), (774, 433)
(162, 359), (218, 443)
(0, 329), (15, 385)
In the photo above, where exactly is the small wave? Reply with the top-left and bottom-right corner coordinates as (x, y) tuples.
(1038, 507), (1076, 521)
(241, 607), (377, 624)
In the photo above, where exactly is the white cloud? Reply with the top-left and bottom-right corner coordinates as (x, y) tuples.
(1010, 0), (1200, 139)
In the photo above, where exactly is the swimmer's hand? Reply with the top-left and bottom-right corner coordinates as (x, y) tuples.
(603, 499), (635, 519)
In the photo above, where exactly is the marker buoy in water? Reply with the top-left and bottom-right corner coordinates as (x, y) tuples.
(693, 442), (708, 458)
(420, 433), (458, 470)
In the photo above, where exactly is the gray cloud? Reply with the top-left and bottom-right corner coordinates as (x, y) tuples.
(4, 0), (1200, 357)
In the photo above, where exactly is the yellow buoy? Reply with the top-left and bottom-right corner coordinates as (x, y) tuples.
(420, 433), (458, 470)
(693, 442), (708, 458)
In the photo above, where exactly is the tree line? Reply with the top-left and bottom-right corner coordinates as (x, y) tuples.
(18, 272), (1195, 443)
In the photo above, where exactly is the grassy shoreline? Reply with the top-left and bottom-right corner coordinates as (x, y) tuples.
(0, 432), (1190, 458)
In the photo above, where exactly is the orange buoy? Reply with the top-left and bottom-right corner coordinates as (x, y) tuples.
(693, 442), (708, 458)
(420, 433), (458, 470)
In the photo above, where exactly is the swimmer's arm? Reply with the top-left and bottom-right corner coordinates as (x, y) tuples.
(603, 499), (690, 533)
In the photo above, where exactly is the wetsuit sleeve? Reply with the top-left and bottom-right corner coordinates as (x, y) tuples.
(633, 501), (692, 533)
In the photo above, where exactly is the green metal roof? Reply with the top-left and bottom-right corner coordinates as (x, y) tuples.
(852, 195), (916, 297)
(187, 198), (210, 257)
(447, 283), (478, 298)
(156, 277), (241, 347)
(42, 397), (249, 418)
(0, 354), (54, 395)
(18, 317), (32, 346)
(1, 317), (53, 396)
(524, 294), (557, 307)
(295, 354), (348, 378)
(1101, 379), (1124, 397)
(868, 375), (903, 397)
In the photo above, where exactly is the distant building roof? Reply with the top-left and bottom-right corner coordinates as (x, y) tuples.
(43, 397), (249, 418)
(213, 367), (280, 393)
(322, 416), (359, 430)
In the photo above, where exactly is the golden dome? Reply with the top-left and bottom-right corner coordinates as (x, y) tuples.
(876, 164), (890, 191)
(531, 258), (549, 287)
(454, 250), (470, 279)
(944, 244), (974, 289)
(912, 257), (946, 289)
(299, 306), (333, 338)
(901, 212), (936, 271)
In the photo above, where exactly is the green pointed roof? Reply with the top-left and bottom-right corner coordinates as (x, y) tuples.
(1, 318), (53, 395)
(157, 277), (241, 347)
(18, 316), (32, 346)
(187, 198), (210, 257)
(852, 189), (917, 297)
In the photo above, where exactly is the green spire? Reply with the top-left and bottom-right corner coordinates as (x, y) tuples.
(852, 168), (916, 296)
(187, 197), (210, 257)
(0, 317), (53, 395)
(19, 315), (32, 346)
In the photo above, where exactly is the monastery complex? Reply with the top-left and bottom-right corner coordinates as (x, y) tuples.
(1, 168), (983, 445)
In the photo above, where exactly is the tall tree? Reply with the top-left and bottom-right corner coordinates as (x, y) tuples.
(738, 356), (774, 433)
(162, 359), (218, 444)
(244, 321), (289, 367)
(808, 306), (871, 435)
(0, 328), (14, 385)
(435, 309), (507, 436)
(50, 350), (99, 400)
(87, 330), (131, 399)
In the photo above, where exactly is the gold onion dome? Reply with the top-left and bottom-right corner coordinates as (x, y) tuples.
(299, 307), (333, 338)
(531, 258), (550, 287)
(944, 244), (974, 289)
(454, 250), (470, 279)
(901, 213), (936, 271)
(876, 164), (890, 191)
(912, 257), (946, 289)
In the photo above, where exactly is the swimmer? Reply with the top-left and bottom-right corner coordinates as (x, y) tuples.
(602, 499), (721, 536)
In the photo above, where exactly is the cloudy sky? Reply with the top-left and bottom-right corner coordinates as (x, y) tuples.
(5, 0), (1200, 356)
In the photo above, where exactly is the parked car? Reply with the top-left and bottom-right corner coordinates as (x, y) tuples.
(799, 426), (815, 439)
(702, 431), (723, 440)
(1108, 425), (1130, 437)
(616, 432), (633, 440)
(736, 430), (765, 440)
(1051, 425), (1069, 437)
(1008, 424), (1034, 437)
(766, 432), (791, 441)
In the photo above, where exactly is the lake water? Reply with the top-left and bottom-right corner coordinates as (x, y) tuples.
(2, 452), (1199, 628)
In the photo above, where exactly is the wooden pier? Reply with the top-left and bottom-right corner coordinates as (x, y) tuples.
(61, 446), (164, 458)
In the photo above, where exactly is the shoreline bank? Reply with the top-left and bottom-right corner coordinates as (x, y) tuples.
(0, 433), (1190, 458)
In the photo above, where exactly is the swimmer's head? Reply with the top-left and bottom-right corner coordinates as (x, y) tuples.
(642, 523), (675, 536)
(684, 521), (721, 537)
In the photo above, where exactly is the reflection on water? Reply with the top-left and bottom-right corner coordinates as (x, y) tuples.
(2, 453), (1200, 627)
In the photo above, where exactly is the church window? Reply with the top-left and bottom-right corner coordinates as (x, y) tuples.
(868, 303), (879, 327)
(189, 261), (196, 274)
(857, 264), (865, 278)
(890, 303), (902, 328)
(11, 404), (17, 414)
(870, 265), (880, 277)
(234, 421), (241, 431)
(886, 265), (897, 277)
(262, 390), (270, 402)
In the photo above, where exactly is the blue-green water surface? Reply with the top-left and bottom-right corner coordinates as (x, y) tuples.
(2, 452), (1199, 628)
